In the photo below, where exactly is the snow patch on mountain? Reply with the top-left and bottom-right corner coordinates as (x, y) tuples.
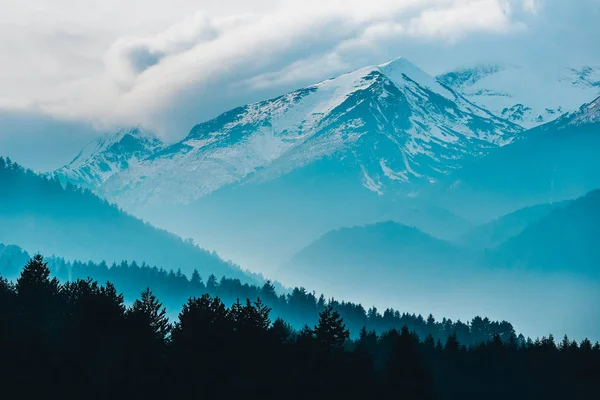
(438, 64), (600, 128)
(53, 127), (164, 189)
(561, 96), (600, 126)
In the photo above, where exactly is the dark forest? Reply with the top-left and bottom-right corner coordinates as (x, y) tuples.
(1, 255), (598, 399)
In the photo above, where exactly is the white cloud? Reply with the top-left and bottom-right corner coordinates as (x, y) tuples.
(0, 0), (596, 141)
(407, 0), (522, 40)
(523, 0), (540, 13)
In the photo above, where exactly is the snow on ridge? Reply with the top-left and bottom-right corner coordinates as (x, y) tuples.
(97, 57), (523, 206)
(54, 127), (164, 188)
(564, 96), (600, 126)
(438, 64), (600, 128)
(378, 56), (455, 100)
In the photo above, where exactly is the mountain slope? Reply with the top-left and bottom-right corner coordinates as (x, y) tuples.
(438, 64), (600, 128)
(492, 189), (600, 277)
(458, 201), (570, 250)
(278, 221), (473, 290)
(103, 57), (522, 208)
(434, 96), (600, 221)
(90, 58), (521, 272)
(53, 127), (164, 190)
(0, 157), (253, 282)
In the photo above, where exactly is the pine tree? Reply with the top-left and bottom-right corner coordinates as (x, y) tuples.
(241, 298), (271, 332)
(128, 287), (170, 342)
(445, 333), (462, 353)
(261, 280), (277, 303)
(171, 294), (230, 347)
(384, 326), (436, 400)
(426, 313), (436, 327)
(270, 317), (294, 344)
(206, 274), (218, 292)
(424, 333), (436, 349)
(16, 254), (60, 302)
(435, 339), (443, 352)
(0, 275), (17, 340)
(314, 304), (349, 352)
(580, 338), (593, 352)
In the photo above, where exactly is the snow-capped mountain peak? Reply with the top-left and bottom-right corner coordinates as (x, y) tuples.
(438, 64), (600, 128)
(53, 127), (164, 189)
(379, 56), (454, 99)
(99, 57), (523, 208)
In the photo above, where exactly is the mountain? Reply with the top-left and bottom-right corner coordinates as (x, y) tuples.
(102, 57), (523, 208)
(458, 201), (570, 250)
(53, 127), (164, 190)
(434, 96), (600, 221)
(278, 221), (474, 292)
(0, 157), (254, 283)
(492, 189), (600, 277)
(278, 219), (600, 341)
(79, 57), (520, 273)
(438, 64), (600, 128)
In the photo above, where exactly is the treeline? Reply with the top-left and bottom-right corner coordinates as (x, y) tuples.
(1, 245), (514, 344)
(1, 256), (599, 399)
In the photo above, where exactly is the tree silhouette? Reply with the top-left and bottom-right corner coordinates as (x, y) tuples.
(384, 326), (437, 399)
(1, 254), (600, 399)
(189, 269), (204, 293)
(445, 332), (462, 353)
(16, 254), (60, 303)
(270, 317), (294, 344)
(314, 304), (349, 352)
(128, 287), (170, 342)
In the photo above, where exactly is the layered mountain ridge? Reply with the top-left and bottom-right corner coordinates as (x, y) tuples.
(0, 157), (255, 283)
(433, 95), (600, 221)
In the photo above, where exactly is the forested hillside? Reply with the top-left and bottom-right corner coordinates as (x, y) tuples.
(1, 255), (598, 399)
(0, 245), (513, 344)
(0, 157), (253, 282)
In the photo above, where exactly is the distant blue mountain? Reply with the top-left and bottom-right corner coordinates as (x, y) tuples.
(435, 96), (600, 221)
(0, 157), (255, 283)
(492, 189), (600, 277)
(70, 57), (518, 272)
(458, 201), (570, 249)
(279, 221), (472, 288)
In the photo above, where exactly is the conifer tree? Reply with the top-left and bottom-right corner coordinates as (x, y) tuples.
(206, 274), (218, 292)
(270, 317), (294, 344)
(189, 269), (204, 293)
(128, 287), (170, 342)
(16, 254), (60, 302)
(314, 304), (349, 351)
(445, 333), (462, 353)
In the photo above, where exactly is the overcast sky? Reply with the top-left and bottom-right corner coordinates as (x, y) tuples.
(1, 0), (599, 171)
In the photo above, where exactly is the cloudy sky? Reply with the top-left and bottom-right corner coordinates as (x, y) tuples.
(1, 0), (599, 170)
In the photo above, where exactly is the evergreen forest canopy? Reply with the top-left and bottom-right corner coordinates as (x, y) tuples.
(0, 244), (514, 344)
(0, 255), (598, 399)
